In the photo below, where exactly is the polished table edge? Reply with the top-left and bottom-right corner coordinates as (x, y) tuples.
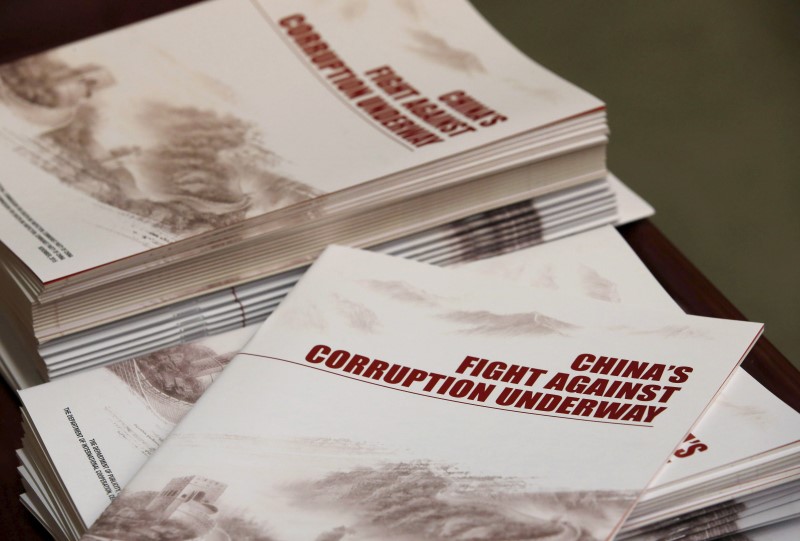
(619, 220), (800, 413)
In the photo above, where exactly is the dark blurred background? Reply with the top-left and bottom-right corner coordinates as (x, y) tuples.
(472, 1), (800, 369)
(1, 0), (797, 368)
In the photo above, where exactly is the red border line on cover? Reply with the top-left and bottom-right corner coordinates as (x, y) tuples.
(250, 3), (416, 151)
(238, 352), (654, 427)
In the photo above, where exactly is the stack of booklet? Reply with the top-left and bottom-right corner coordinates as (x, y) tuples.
(17, 227), (800, 540)
(621, 366), (800, 540)
(0, 0), (613, 389)
(20, 176), (636, 390)
(2, 177), (629, 389)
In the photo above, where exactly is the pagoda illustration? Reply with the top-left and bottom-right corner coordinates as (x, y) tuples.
(147, 475), (227, 536)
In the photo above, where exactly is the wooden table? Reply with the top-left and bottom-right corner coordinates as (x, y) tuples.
(1, 2), (798, 538)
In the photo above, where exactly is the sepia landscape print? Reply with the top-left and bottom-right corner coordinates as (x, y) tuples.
(0, 53), (321, 237)
(86, 457), (634, 541)
(358, 278), (581, 338)
(289, 460), (634, 540)
(0, 54), (114, 126)
(331, 0), (485, 73)
(106, 342), (235, 424)
(406, 30), (486, 74)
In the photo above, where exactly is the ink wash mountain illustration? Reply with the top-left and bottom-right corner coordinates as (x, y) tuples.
(0, 53), (319, 237)
(0, 0), (609, 307)
(107, 341), (236, 424)
(407, 30), (486, 73)
(327, 0), (485, 73)
(276, 276), (583, 338)
(439, 309), (577, 336)
(87, 459), (633, 541)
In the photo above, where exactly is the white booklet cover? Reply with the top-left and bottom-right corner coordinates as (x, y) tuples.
(0, 0), (602, 283)
(80, 246), (761, 541)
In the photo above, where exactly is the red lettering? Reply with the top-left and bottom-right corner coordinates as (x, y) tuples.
(669, 366), (693, 383)
(305, 344), (330, 364)
(571, 353), (595, 371)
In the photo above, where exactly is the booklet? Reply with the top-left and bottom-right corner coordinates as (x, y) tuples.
(31, 184), (616, 384)
(22, 226), (674, 534)
(79, 245), (761, 541)
(0, 0), (603, 284)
